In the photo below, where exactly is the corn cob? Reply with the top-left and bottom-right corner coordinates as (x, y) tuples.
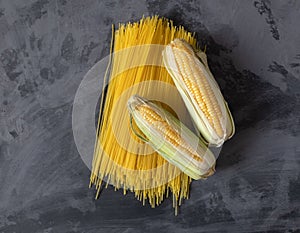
(127, 95), (215, 180)
(162, 39), (235, 146)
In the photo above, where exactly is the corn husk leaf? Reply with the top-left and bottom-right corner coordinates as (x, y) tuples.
(162, 39), (235, 146)
(127, 95), (216, 180)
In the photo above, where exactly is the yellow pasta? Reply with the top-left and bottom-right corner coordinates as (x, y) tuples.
(90, 16), (199, 213)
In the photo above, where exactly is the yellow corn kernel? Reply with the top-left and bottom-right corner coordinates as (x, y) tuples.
(137, 104), (203, 163)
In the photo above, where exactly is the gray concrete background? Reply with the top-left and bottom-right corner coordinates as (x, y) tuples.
(0, 0), (299, 232)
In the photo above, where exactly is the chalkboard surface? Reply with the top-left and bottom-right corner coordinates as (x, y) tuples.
(0, 1), (299, 232)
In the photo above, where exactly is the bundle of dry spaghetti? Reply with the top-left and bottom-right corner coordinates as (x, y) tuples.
(89, 16), (199, 213)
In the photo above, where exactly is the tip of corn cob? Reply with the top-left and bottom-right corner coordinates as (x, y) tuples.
(162, 39), (235, 147)
(127, 95), (216, 180)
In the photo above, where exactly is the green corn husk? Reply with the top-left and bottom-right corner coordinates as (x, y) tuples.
(127, 95), (215, 180)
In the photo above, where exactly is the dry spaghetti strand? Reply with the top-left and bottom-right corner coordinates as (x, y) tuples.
(90, 16), (198, 214)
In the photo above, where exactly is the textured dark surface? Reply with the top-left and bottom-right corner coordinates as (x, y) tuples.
(0, 0), (300, 232)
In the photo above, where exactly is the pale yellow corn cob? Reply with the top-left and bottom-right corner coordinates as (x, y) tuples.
(127, 95), (215, 180)
(138, 104), (203, 163)
(162, 39), (235, 146)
